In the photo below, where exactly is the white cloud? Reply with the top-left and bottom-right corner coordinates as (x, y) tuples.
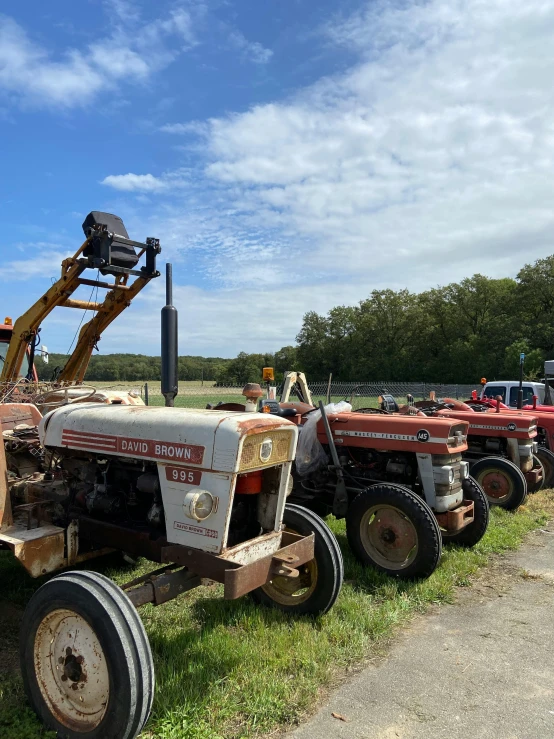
(92, 279), (339, 357)
(101, 169), (193, 192)
(0, 6), (201, 108)
(2, 247), (73, 280)
(92, 0), (554, 355)
(160, 120), (209, 135)
(228, 31), (273, 65)
(101, 173), (168, 192)
(190, 0), (554, 290)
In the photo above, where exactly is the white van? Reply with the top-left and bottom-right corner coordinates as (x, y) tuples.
(480, 381), (545, 407)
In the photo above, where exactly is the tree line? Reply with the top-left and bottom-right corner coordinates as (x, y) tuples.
(294, 254), (554, 383)
(34, 254), (554, 385)
(35, 354), (232, 383)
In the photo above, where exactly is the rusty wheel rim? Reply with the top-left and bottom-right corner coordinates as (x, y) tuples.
(34, 609), (109, 732)
(261, 528), (318, 606)
(360, 504), (418, 571)
(477, 469), (514, 501)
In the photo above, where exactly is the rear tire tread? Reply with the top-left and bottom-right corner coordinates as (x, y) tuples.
(346, 483), (442, 580)
(470, 456), (527, 510)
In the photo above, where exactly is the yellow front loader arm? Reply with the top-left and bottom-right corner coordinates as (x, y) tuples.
(1, 212), (161, 385)
(0, 241), (90, 383)
(58, 273), (151, 383)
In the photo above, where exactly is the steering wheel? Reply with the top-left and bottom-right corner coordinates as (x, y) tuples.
(34, 385), (98, 408)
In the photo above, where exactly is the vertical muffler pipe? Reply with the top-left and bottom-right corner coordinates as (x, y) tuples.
(517, 352), (525, 409)
(161, 263), (178, 407)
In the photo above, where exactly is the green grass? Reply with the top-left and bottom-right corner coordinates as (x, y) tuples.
(147, 394), (245, 408)
(1, 493), (552, 739)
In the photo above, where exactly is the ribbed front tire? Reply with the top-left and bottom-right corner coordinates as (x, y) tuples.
(20, 570), (154, 739)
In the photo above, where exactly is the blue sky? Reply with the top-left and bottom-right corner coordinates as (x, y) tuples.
(2, 0), (554, 358)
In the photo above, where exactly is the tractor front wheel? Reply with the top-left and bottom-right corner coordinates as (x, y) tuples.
(441, 476), (489, 547)
(251, 504), (343, 616)
(536, 447), (554, 488)
(346, 483), (442, 579)
(470, 456), (527, 510)
(20, 570), (154, 739)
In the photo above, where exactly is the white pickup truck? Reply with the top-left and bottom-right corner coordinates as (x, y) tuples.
(480, 380), (545, 406)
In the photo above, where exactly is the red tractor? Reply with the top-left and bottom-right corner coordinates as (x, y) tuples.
(238, 375), (491, 581)
(461, 393), (554, 489)
(410, 396), (541, 510)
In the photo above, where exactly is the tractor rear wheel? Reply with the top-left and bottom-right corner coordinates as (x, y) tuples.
(251, 504), (343, 616)
(536, 447), (554, 488)
(20, 570), (154, 739)
(442, 476), (489, 547)
(346, 483), (442, 579)
(470, 456), (527, 510)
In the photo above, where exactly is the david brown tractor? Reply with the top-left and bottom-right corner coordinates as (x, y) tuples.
(216, 373), (490, 580)
(0, 216), (343, 739)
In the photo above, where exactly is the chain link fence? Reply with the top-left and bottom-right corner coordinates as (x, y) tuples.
(304, 382), (477, 410)
(90, 380), (479, 409)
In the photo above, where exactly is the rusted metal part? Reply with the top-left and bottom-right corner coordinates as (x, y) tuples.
(223, 532), (314, 599)
(0, 437), (13, 530)
(13, 500), (55, 530)
(241, 383), (264, 399)
(0, 524), (65, 576)
(71, 548), (114, 565)
(220, 529), (283, 565)
(434, 500), (474, 533)
(77, 277), (132, 291)
(77, 516), (166, 561)
(126, 567), (201, 608)
(33, 606), (109, 731)
(161, 542), (240, 580)
(524, 468), (542, 485)
(60, 298), (109, 312)
(0, 516), (113, 576)
(0, 402), (42, 432)
(121, 564), (178, 590)
(161, 531), (315, 599)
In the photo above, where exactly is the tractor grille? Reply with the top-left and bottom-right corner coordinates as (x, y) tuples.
(239, 430), (294, 471)
(432, 452), (465, 498)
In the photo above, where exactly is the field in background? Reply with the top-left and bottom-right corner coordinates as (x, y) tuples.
(90, 380), (478, 410)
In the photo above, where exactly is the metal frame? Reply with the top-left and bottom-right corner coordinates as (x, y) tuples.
(1, 234), (160, 385)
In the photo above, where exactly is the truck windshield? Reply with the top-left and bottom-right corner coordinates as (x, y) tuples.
(483, 385), (507, 402)
(508, 386), (536, 407)
(0, 340), (30, 379)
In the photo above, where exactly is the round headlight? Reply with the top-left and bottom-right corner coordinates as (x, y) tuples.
(260, 437), (273, 463)
(184, 490), (214, 521)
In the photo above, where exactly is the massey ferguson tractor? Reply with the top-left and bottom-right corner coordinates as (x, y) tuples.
(460, 362), (554, 490)
(0, 215), (343, 739)
(213, 373), (490, 580)
(409, 396), (542, 510)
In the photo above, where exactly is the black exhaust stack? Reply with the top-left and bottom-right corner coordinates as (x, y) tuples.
(161, 263), (178, 407)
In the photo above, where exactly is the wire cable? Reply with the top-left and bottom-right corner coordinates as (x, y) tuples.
(63, 269), (100, 358)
